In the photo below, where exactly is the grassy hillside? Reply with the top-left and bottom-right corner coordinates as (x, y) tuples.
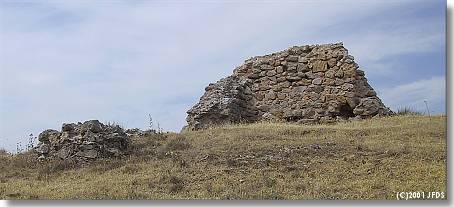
(0, 115), (446, 199)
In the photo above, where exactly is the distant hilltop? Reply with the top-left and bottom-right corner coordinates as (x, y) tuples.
(185, 43), (393, 130)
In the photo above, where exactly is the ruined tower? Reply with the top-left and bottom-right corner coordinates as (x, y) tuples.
(186, 43), (393, 130)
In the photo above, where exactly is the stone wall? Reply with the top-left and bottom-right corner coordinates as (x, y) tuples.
(35, 120), (129, 162)
(186, 43), (393, 130)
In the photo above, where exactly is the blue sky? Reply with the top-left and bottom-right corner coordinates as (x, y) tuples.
(0, 0), (446, 152)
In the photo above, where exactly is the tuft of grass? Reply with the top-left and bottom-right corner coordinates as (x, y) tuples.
(397, 107), (423, 116)
(156, 135), (191, 159)
(104, 121), (126, 130)
(168, 176), (185, 193)
(0, 149), (10, 156)
(121, 164), (141, 174)
(165, 136), (191, 151)
(0, 115), (446, 200)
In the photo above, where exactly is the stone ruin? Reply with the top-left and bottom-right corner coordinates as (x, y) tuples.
(186, 43), (393, 130)
(35, 120), (130, 162)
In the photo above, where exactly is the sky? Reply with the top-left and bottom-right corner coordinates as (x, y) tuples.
(0, 0), (446, 152)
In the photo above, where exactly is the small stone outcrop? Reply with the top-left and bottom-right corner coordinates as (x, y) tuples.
(186, 43), (393, 130)
(35, 120), (129, 162)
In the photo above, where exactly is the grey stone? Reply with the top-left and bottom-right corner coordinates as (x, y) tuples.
(312, 78), (322, 85)
(327, 58), (337, 68)
(286, 55), (299, 62)
(276, 66), (284, 73)
(35, 143), (50, 154)
(57, 147), (72, 159)
(35, 119), (130, 162)
(186, 76), (259, 130)
(38, 129), (60, 143)
(335, 70), (344, 78)
(335, 78), (344, 86)
(341, 83), (354, 91)
(106, 148), (121, 157)
(353, 97), (392, 117)
(298, 57), (308, 63)
(265, 91), (276, 100)
(266, 70), (277, 77)
(248, 73), (260, 79)
(287, 76), (302, 81)
(76, 149), (98, 159)
(261, 64), (273, 70)
(297, 63), (309, 72)
(62, 123), (76, 132)
(262, 112), (278, 121)
(325, 70), (335, 78)
(82, 120), (103, 133)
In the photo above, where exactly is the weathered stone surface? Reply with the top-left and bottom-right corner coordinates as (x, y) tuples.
(312, 78), (322, 85)
(276, 66), (284, 73)
(62, 123), (76, 132)
(266, 70), (277, 77)
(38, 129), (60, 142)
(35, 120), (130, 162)
(76, 149), (98, 159)
(277, 93), (287, 100)
(286, 55), (299, 62)
(185, 76), (259, 131)
(325, 70), (335, 78)
(81, 120), (103, 133)
(265, 91), (276, 100)
(327, 58), (337, 68)
(185, 43), (393, 130)
(353, 97), (393, 117)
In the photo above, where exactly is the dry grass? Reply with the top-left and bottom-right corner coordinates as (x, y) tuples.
(397, 106), (424, 116)
(0, 115), (446, 200)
